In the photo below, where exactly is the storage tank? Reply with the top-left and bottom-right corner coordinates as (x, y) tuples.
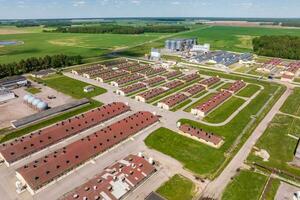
(32, 98), (41, 107)
(170, 40), (176, 51)
(37, 101), (48, 111)
(23, 94), (32, 101)
(27, 96), (35, 104)
(165, 40), (171, 49)
(176, 40), (182, 51)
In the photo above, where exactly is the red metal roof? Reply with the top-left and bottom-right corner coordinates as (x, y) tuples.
(181, 73), (200, 82)
(183, 84), (205, 96)
(179, 124), (223, 146)
(114, 74), (143, 85)
(16, 111), (159, 191)
(139, 67), (166, 76)
(163, 71), (182, 79)
(61, 155), (156, 200)
(226, 80), (246, 93)
(160, 93), (188, 107)
(162, 80), (184, 90)
(97, 70), (129, 81)
(200, 77), (220, 87)
(195, 90), (232, 114)
(138, 88), (166, 100)
(0, 102), (130, 164)
(143, 76), (165, 86)
(120, 83), (147, 94)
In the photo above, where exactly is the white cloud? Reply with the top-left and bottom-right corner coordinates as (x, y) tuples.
(131, 0), (141, 4)
(171, 1), (180, 5)
(73, 0), (86, 7)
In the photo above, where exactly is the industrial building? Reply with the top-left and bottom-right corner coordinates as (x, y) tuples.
(116, 83), (147, 96)
(182, 84), (205, 96)
(0, 102), (130, 166)
(162, 71), (182, 79)
(0, 87), (15, 102)
(31, 69), (56, 78)
(0, 75), (28, 89)
(165, 38), (197, 51)
(199, 77), (220, 89)
(150, 48), (161, 61)
(143, 76), (166, 87)
(135, 88), (166, 102)
(191, 90), (232, 117)
(224, 80), (246, 94)
(190, 43), (210, 53)
(60, 154), (156, 200)
(178, 124), (223, 148)
(157, 93), (188, 110)
(15, 111), (159, 194)
(111, 74), (144, 87)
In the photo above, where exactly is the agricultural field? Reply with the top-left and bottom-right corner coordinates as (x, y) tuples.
(176, 26), (300, 52)
(38, 74), (107, 99)
(280, 87), (300, 117)
(156, 174), (195, 200)
(0, 26), (164, 64)
(221, 170), (268, 200)
(247, 114), (300, 177)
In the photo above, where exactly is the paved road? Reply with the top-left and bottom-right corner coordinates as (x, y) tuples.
(201, 84), (293, 199)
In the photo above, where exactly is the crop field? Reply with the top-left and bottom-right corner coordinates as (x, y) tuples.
(247, 114), (300, 176)
(175, 26), (300, 52)
(0, 27), (163, 63)
(280, 87), (300, 117)
(204, 97), (246, 123)
(156, 174), (195, 200)
(222, 170), (268, 200)
(40, 74), (107, 99)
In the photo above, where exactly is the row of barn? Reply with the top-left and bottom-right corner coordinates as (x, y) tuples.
(0, 102), (159, 197)
(191, 80), (246, 117)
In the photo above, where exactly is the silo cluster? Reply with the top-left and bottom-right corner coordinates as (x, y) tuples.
(23, 94), (48, 111)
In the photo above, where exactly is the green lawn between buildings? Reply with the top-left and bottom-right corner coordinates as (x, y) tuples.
(222, 170), (268, 200)
(280, 87), (300, 117)
(236, 84), (261, 98)
(25, 86), (41, 94)
(146, 66), (285, 178)
(183, 92), (215, 113)
(204, 97), (245, 123)
(40, 74), (107, 99)
(247, 114), (300, 177)
(156, 174), (195, 200)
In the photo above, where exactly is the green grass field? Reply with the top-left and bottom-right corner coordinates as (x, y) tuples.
(204, 97), (245, 123)
(145, 127), (224, 176)
(280, 87), (300, 117)
(222, 170), (268, 200)
(156, 174), (195, 200)
(236, 84), (261, 97)
(263, 178), (281, 200)
(170, 99), (192, 112)
(25, 86), (41, 94)
(41, 75), (107, 99)
(247, 114), (300, 177)
(0, 30), (163, 63)
(176, 26), (300, 52)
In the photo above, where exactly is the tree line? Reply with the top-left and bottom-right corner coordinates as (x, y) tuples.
(253, 35), (300, 60)
(0, 54), (82, 79)
(49, 25), (189, 34)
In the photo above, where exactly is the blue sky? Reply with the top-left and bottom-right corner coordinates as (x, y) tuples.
(0, 0), (299, 19)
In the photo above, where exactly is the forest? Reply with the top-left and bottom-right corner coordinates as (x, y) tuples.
(253, 35), (300, 60)
(0, 54), (82, 79)
(51, 25), (189, 34)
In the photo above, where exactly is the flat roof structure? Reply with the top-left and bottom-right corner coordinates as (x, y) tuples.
(143, 76), (166, 87)
(16, 111), (159, 194)
(162, 80), (184, 90)
(199, 77), (220, 87)
(183, 84), (205, 96)
(181, 73), (200, 82)
(0, 102), (130, 166)
(61, 154), (156, 200)
(225, 80), (246, 93)
(179, 124), (223, 147)
(192, 90), (232, 117)
(0, 75), (27, 88)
